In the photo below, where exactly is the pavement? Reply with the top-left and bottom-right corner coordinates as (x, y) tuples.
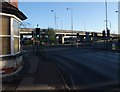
(2, 48), (66, 91)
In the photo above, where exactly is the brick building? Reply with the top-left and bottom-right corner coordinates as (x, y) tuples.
(0, 0), (27, 77)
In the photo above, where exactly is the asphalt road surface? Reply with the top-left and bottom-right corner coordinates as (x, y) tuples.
(2, 45), (119, 91)
(42, 46), (120, 91)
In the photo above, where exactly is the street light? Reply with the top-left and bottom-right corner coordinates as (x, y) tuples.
(115, 3), (120, 34)
(102, 0), (108, 48)
(115, 11), (119, 12)
(83, 21), (87, 31)
(51, 10), (57, 30)
(105, 0), (108, 34)
(109, 21), (111, 31)
(67, 8), (74, 45)
(61, 19), (63, 31)
(56, 16), (59, 30)
(104, 20), (111, 30)
(66, 8), (73, 31)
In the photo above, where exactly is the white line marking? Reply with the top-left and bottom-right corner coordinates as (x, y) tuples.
(70, 76), (76, 90)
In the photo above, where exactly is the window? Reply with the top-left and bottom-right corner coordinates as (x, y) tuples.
(13, 19), (19, 36)
(0, 15), (20, 55)
(0, 16), (11, 55)
(0, 16), (10, 35)
(0, 37), (11, 55)
(14, 37), (19, 53)
(13, 19), (20, 53)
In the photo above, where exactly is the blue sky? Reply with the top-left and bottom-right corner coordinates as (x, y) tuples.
(19, 2), (118, 34)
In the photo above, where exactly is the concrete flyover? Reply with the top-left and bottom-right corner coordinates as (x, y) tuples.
(20, 28), (119, 44)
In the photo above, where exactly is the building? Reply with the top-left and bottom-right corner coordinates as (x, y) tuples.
(0, 0), (27, 77)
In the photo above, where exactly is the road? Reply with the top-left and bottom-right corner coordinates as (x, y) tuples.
(41, 46), (119, 91)
(2, 45), (119, 91)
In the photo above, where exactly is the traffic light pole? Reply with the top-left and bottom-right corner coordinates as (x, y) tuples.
(35, 27), (40, 55)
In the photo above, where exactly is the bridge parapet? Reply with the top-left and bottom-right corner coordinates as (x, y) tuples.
(20, 28), (34, 34)
(20, 28), (119, 38)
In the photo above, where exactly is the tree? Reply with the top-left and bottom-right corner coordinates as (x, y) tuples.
(20, 22), (31, 28)
(47, 28), (56, 44)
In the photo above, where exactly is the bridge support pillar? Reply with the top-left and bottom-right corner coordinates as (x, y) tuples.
(58, 34), (64, 44)
(85, 32), (91, 42)
(80, 36), (84, 42)
(20, 34), (23, 40)
(62, 35), (64, 44)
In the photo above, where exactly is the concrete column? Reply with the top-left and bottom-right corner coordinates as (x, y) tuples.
(93, 33), (97, 41)
(85, 32), (91, 42)
(58, 35), (61, 44)
(62, 35), (64, 44)
(58, 34), (64, 44)
(20, 34), (23, 40)
(91, 37), (93, 41)
(80, 36), (84, 42)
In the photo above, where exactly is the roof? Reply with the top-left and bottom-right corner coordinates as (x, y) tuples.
(0, 2), (27, 20)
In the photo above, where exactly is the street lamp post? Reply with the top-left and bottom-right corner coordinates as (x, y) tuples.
(67, 8), (74, 45)
(51, 10), (57, 30)
(104, 20), (111, 31)
(83, 21), (87, 31)
(116, 10), (120, 34)
(56, 16), (59, 30)
(109, 21), (111, 31)
(105, 0), (108, 48)
(105, 0), (108, 34)
(67, 8), (73, 31)
(61, 19), (63, 31)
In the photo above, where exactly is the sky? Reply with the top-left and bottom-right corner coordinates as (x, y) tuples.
(19, 2), (118, 34)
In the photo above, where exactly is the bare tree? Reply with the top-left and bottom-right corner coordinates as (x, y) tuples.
(20, 22), (31, 28)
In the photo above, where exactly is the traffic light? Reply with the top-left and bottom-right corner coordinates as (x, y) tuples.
(32, 31), (34, 38)
(36, 28), (40, 38)
(77, 33), (79, 39)
(94, 33), (97, 37)
(102, 30), (105, 37)
(107, 28), (110, 37)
